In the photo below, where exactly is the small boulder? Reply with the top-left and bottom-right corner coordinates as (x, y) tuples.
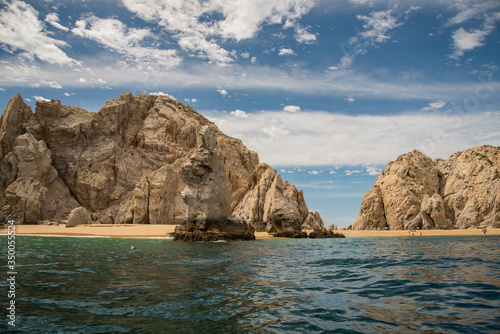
(66, 207), (92, 227)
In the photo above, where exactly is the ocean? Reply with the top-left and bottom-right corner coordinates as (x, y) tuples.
(1, 235), (499, 333)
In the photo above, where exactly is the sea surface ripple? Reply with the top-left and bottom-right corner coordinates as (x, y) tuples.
(1, 235), (499, 333)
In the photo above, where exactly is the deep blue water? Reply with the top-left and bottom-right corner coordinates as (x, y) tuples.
(1, 235), (499, 333)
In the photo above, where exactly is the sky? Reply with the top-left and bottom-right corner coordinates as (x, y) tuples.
(1, 0), (499, 228)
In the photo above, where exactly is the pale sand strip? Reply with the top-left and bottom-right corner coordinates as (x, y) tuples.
(341, 228), (500, 237)
(0, 225), (498, 239)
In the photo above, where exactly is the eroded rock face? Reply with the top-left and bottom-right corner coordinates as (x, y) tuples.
(302, 211), (325, 230)
(173, 126), (255, 240)
(437, 146), (500, 229)
(353, 146), (499, 230)
(230, 163), (315, 233)
(0, 93), (316, 235)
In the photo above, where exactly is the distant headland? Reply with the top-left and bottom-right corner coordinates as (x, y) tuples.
(352, 146), (499, 230)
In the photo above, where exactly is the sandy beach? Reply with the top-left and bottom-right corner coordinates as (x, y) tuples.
(1, 224), (498, 239)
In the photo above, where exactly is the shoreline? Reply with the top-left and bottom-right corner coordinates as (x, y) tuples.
(0, 224), (498, 239)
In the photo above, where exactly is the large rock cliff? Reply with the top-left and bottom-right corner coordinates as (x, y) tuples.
(353, 146), (500, 230)
(0, 93), (320, 237)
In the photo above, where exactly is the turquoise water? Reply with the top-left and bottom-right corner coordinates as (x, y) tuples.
(1, 235), (499, 333)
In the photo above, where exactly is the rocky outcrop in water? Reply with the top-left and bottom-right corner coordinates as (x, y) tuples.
(0, 93), (319, 238)
(353, 146), (500, 230)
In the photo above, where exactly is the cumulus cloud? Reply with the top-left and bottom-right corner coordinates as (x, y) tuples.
(0, 1), (76, 66)
(422, 100), (446, 111)
(32, 95), (50, 102)
(121, 0), (315, 64)
(149, 92), (177, 99)
(230, 109), (249, 118)
(72, 15), (181, 68)
(366, 166), (382, 176)
(206, 108), (500, 166)
(295, 27), (316, 44)
(450, 26), (491, 59)
(278, 48), (296, 56)
(283, 105), (301, 113)
(218, 88), (228, 96)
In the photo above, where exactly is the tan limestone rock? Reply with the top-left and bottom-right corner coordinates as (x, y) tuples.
(354, 146), (499, 230)
(302, 211), (325, 230)
(0, 93), (315, 235)
(66, 206), (92, 227)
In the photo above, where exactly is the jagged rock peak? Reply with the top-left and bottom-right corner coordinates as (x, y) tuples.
(1, 93), (321, 238)
(353, 146), (500, 230)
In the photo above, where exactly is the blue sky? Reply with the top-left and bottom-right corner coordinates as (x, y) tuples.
(1, 0), (499, 228)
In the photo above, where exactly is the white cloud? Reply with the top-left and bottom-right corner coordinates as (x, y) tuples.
(149, 92), (177, 100)
(339, 7), (418, 68)
(72, 15), (181, 68)
(218, 88), (228, 96)
(32, 95), (50, 102)
(0, 1), (76, 66)
(278, 48), (295, 56)
(357, 10), (402, 43)
(45, 13), (69, 31)
(295, 27), (316, 44)
(448, 8), (499, 61)
(366, 166), (382, 176)
(230, 109), (249, 118)
(450, 27), (490, 59)
(345, 170), (362, 176)
(30, 79), (63, 89)
(121, 0), (315, 64)
(206, 108), (500, 166)
(1, 58), (498, 103)
(251, 56), (258, 64)
(240, 52), (250, 58)
(283, 105), (301, 113)
(308, 170), (320, 175)
(422, 100), (447, 111)
(184, 98), (198, 104)
(345, 97), (355, 103)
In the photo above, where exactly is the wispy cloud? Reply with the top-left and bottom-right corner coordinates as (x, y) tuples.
(0, 1), (77, 66)
(2, 58), (497, 103)
(72, 15), (181, 68)
(45, 13), (69, 32)
(339, 7), (419, 68)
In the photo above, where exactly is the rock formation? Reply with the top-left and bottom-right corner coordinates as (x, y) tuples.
(229, 163), (313, 233)
(0, 93), (320, 238)
(173, 125), (254, 241)
(302, 211), (324, 230)
(353, 146), (500, 230)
